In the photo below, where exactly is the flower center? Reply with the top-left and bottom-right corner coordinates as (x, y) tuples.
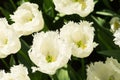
(18, 10), (34, 24)
(0, 34), (8, 47)
(113, 21), (120, 31)
(22, 13), (33, 23)
(76, 40), (86, 49)
(46, 54), (55, 63)
(74, 0), (87, 10)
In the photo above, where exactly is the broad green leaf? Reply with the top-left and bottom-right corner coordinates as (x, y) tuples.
(67, 64), (82, 80)
(97, 31), (113, 50)
(43, 0), (55, 18)
(91, 16), (112, 37)
(0, 7), (10, 19)
(91, 16), (115, 49)
(91, 15), (107, 29)
(102, 0), (112, 9)
(17, 39), (33, 71)
(98, 50), (120, 61)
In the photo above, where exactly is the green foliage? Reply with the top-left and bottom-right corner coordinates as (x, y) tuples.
(98, 50), (120, 61)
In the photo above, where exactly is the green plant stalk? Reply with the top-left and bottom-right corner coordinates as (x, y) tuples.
(81, 58), (85, 80)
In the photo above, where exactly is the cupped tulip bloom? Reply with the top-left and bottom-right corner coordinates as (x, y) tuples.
(0, 18), (21, 58)
(60, 21), (97, 58)
(28, 31), (72, 75)
(10, 2), (44, 36)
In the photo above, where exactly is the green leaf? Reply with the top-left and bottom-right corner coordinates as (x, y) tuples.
(67, 64), (82, 80)
(17, 39), (33, 71)
(0, 7), (10, 19)
(92, 16), (113, 49)
(9, 0), (16, 10)
(102, 0), (112, 9)
(96, 10), (119, 17)
(9, 55), (16, 66)
(43, 0), (55, 18)
(42, 23), (49, 32)
(91, 15), (106, 29)
(97, 31), (113, 50)
(98, 49), (120, 61)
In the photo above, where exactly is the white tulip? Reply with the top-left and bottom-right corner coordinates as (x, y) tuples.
(0, 64), (30, 80)
(106, 57), (120, 74)
(87, 57), (120, 80)
(113, 28), (120, 47)
(0, 18), (21, 58)
(28, 31), (72, 75)
(10, 2), (44, 36)
(53, 0), (95, 17)
(9, 64), (30, 80)
(60, 21), (97, 58)
(110, 17), (120, 33)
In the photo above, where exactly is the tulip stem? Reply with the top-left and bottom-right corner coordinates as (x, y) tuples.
(81, 58), (85, 79)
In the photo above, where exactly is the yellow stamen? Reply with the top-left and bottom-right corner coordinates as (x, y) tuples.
(76, 41), (86, 49)
(74, 0), (87, 10)
(4, 39), (8, 44)
(114, 21), (120, 31)
(46, 54), (55, 63)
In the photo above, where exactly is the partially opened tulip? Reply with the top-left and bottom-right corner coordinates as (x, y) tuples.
(110, 17), (120, 33)
(10, 2), (44, 36)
